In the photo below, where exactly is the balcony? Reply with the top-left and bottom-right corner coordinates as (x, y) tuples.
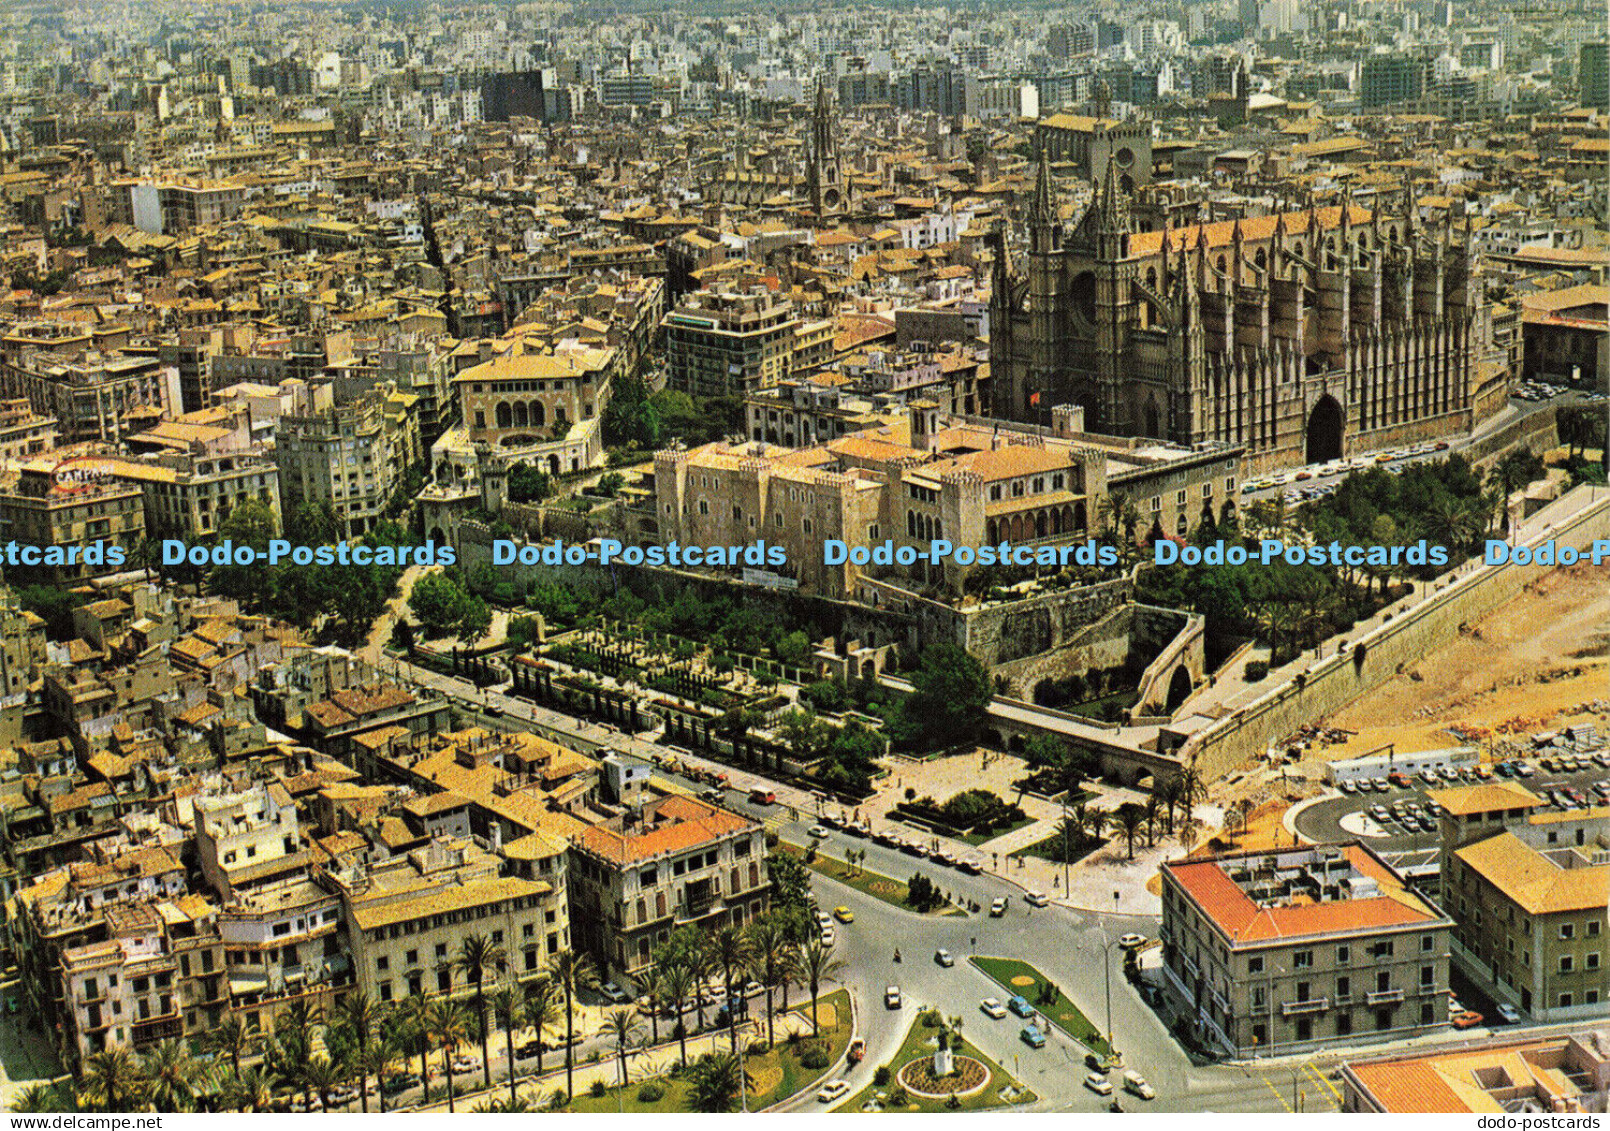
(676, 897), (720, 923)
(1281, 997), (1331, 1017)
(1366, 988), (1405, 1006)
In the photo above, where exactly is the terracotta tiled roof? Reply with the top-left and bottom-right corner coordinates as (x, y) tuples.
(1165, 844), (1440, 943)
(1454, 826), (1610, 915)
(1427, 781), (1543, 816)
(576, 794), (756, 866)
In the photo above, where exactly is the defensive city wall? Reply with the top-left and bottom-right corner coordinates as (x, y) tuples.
(1182, 484), (1610, 782)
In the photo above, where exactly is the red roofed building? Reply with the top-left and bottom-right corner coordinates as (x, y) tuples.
(569, 789), (768, 978)
(1159, 842), (1454, 1057)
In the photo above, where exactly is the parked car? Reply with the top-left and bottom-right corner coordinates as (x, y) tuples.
(1084, 1072), (1114, 1095)
(990, 897), (1007, 917)
(885, 986), (902, 1009)
(1338, 780), (1356, 794)
(808, 825), (829, 839)
(847, 1037), (866, 1065)
(1451, 1010), (1484, 1030)
(1007, 995), (1035, 1018)
(1495, 1004), (1522, 1024)
(1118, 933), (1147, 949)
(1024, 890), (1050, 907)
(934, 948), (955, 967)
(1020, 1025), (1047, 1049)
(817, 1080), (851, 1104)
(601, 981), (629, 1004)
(833, 906), (854, 923)
(981, 998), (1008, 1019)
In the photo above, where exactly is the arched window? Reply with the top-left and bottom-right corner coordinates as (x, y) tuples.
(495, 402), (512, 428)
(512, 401), (528, 427)
(1146, 266), (1158, 290)
(531, 401), (545, 426)
(1254, 248), (1267, 270)
(1216, 254), (1227, 274)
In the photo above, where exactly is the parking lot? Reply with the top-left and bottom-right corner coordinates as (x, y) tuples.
(1296, 751), (1610, 849)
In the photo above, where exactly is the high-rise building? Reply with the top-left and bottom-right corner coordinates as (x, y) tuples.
(662, 289), (800, 400)
(481, 70), (545, 121)
(1360, 52), (1433, 108)
(1580, 42), (1610, 111)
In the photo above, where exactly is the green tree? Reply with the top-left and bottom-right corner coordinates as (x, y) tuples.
(552, 948), (599, 1101)
(428, 997), (471, 1113)
(519, 976), (560, 1076)
(765, 851), (812, 913)
(686, 1051), (750, 1113)
(333, 990), (386, 1112)
(795, 938), (844, 1035)
(901, 643), (992, 747)
(409, 570), (469, 637)
(207, 499), (279, 610)
(81, 1047), (145, 1112)
(16, 584), (86, 640)
(458, 933), (506, 1090)
(508, 463), (552, 503)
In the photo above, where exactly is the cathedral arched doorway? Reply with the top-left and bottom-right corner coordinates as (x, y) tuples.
(1143, 398), (1162, 439)
(1306, 395), (1344, 463)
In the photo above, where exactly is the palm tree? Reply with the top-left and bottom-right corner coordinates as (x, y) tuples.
(358, 1035), (401, 1114)
(658, 959), (695, 1067)
(1082, 804), (1108, 846)
(491, 982), (524, 1110)
(519, 977), (560, 1077)
(686, 1051), (750, 1113)
(604, 1007), (636, 1088)
(428, 997), (471, 1113)
(1115, 802), (1145, 859)
(82, 1047), (145, 1112)
(743, 914), (792, 1047)
(334, 990), (385, 1112)
(277, 998), (324, 1060)
(795, 938), (844, 1035)
(551, 948), (599, 1101)
(220, 1066), (274, 1113)
(709, 925), (748, 1053)
(300, 1055), (343, 1112)
(636, 965), (666, 1047)
(141, 1039), (195, 1112)
(457, 933), (506, 1091)
(396, 993), (434, 1105)
(10, 1081), (75, 1112)
(206, 1012), (253, 1079)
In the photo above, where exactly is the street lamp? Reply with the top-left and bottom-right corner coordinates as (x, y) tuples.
(1100, 888), (1122, 1062)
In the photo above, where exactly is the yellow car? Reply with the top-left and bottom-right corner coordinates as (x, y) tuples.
(832, 906), (854, 923)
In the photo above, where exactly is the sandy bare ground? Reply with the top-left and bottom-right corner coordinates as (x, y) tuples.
(1324, 560), (1610, 758)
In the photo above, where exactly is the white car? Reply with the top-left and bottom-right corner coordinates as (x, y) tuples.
(820, 928), (835, 947)
(1118, 933), (1147, 950)
(990, 897), (1007, 917)
(1084, 1072), (1114, 1095)
(934, 948), (955, 967)
(1024, 890), (1050, 907)
(817, 1080), (851, 1104)
(981, 997), (1008, 1019)
(808, 825), (829, 838)
(450, 1056), (478, 1074)
(1496, 1003), (1522, 1024)
(885, 985), (902, 1009)
(1123, 1071), (1155, 1100)
(601, 981), (629, 1003)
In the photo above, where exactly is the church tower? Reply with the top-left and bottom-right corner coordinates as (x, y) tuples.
(807, 78), (847, 219)
(1092, 156), (1133, 433)
(1026, 143), (1065, 423)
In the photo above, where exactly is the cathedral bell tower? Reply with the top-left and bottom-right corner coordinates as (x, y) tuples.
(1093, 156), (1133, 433)
(1026, 144), (1065, 423)
(807, 78), (847, 219)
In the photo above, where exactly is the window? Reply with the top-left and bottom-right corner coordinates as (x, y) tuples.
(1375, 940), (1395, 958)
(377, 956), (389, 973)
(1248, 956), (1264, 974)
(1420, 964), (1434, 986)
(1561, 924), (1575, 940)
(1420, 1002), (1435, 1024)
(1336, 1012), (1352, 1036)
(1590, 921), (1602, 937)
(1421, 934), (1435, 952)
(1559, 956), (1573, 973)
(1293, 950), (1313, 969)
(1336, 945), (1351, 965)
(1559, 993), (1573, 1008)
(1587, 953), (1599, 970)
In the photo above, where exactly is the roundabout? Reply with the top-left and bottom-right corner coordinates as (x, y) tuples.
(897, 1054), (989, 1099)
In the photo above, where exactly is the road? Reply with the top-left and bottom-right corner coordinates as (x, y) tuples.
(1238, 390), (1586, 507)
